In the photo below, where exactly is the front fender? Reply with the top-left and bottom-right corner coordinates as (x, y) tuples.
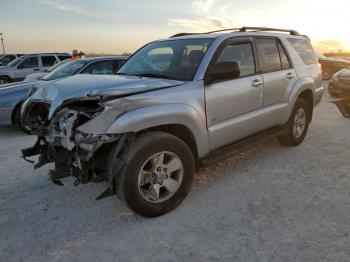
(106, 104), (210, 157)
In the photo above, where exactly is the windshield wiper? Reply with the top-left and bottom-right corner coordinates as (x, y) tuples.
(135, 73), (172, 80)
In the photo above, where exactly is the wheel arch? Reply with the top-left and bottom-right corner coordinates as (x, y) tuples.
(139, 124), (200, 171)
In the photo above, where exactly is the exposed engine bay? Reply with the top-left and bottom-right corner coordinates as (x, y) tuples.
(21, 99), (133, 199)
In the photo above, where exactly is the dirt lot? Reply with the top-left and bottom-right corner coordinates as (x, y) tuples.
(1, 87), (350, 262)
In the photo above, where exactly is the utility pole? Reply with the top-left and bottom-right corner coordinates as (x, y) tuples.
(0, 33), (5, 54)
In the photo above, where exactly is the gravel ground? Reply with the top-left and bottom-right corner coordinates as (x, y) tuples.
(1, 86), (350, 262)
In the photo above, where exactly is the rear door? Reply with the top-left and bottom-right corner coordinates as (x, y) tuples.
(205, 38), (265, 151)
(255, 37), (298, 125)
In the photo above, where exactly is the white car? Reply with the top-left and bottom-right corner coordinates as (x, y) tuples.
(0, 53), (71, 85)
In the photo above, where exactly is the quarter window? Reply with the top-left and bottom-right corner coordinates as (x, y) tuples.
(256, 39), (282, 72)
(216, 43), (256, 77)
(288, 38), (317, 65)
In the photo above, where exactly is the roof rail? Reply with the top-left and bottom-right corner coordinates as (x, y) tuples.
(239, 27), (300, 36)
(170, 26), (300, 38)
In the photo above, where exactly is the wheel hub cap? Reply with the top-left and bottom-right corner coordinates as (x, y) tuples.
(138, 151), (184, 203)
(293, 108), (306, 138)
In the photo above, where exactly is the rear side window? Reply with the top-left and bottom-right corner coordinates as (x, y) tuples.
(41, 56), (57, 67)
(83, 61), (115, 75)
(256, 38), (282, 72)
(277, 42), (291, 69)
(216, 43), (256, 76)
(288, 38), (317, 65)
(58, 55), (71, 61)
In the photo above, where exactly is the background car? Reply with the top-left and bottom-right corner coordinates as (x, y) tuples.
(0, 54), (25, 66)
(0, 53), (71, 85)
(317, 53), (350, 80)
(23, 59), (70, 82)
(0, 56), (128, 130)
(329, 68), (350, 96)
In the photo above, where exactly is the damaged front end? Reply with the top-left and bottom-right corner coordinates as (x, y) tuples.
(21, 98), (132, 199)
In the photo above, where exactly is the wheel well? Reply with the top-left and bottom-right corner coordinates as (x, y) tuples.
(298, 89), (313, 121)
(140, 124), (200, 171)
(11, 102), (23, 124)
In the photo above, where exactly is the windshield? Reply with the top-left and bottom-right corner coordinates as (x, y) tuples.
(8, 57), (24, 67)
(117, 39), (213, 81)
(41, 60), (87, 81)
(46, 60), (69, 73)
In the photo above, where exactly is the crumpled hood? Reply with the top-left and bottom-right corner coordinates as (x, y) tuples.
(27, 74), (186, 119)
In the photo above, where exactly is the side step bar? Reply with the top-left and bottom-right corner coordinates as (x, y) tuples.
(200, 127), (285, 167)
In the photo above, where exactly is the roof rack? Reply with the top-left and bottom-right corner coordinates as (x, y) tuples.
(170, 26), (300, 38)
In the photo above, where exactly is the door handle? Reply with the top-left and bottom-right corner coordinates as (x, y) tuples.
(286, 72), (295, 80)
(252, 79), (263, 88)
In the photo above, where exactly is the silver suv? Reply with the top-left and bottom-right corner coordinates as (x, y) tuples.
(0, 53), (71, 85)
(21, 27), (324, 217)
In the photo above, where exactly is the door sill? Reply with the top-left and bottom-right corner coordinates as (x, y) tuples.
(200, 126), (284, 167)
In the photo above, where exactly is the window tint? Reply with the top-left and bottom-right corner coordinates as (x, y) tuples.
(41, 56), (57, 67)
(118, 39), (213, 81)
(288, 38), (317, 65)
(216, 43), (255, 76)
(278, 43), (291, 69)
(83, 61), (115, 75)
(58, 55), (71, 61)
(19, 57), (39, 69)
(256, 39), (281, 72)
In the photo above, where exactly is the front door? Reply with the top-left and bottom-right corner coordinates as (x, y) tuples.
(14, 56), (40, 80)
(205, 38), (265, 151)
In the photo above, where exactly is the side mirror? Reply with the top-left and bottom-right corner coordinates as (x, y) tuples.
(17, 64), (24, 69)
(205, 61), (240, 84)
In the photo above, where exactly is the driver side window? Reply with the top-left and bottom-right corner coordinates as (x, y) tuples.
(216, 43), (256, 77)
(19, 57), (39, 69)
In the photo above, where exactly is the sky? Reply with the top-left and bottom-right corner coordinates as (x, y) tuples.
(0, 0), (349, 54)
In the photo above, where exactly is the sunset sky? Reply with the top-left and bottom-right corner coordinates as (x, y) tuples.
(1, 0), (349, 54)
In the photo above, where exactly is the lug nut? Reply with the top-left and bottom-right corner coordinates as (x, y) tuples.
(164, 168), (167, 172)
(157, 167), (161, 172)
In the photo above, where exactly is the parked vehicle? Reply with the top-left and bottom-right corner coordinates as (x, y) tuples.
(328, 68), (350, 96)
(24, 59), (70, 82)
(332, 97), (350, 118)
(21, 27), (324, 217)
(0, 54), (25, 66)
(0, 56), (127, 129)
(317, 53), (350, 80)
(0, 53), (71, 85)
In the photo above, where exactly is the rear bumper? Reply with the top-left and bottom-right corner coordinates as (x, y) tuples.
(315, 86), (325, 106)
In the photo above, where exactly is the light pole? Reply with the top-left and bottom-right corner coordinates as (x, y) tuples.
(0, 33), (5, 54)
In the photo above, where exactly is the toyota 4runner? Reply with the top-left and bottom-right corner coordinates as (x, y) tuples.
(21, 27), (324, 217)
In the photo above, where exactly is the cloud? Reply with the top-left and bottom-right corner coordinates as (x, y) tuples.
(40, 0), (117, 18)
(167, 0), (235, 31)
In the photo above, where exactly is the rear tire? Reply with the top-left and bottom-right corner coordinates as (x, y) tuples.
(278, 99), (311, 146)
(114, 132), (195, 217)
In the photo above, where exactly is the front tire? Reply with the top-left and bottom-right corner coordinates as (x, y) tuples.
(0, 76), (10, 85)
(278, 98), (311, 146)
(114, 132), (195, 217)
